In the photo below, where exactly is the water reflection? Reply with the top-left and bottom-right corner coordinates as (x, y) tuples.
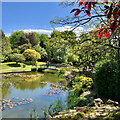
(1, 72), (68, 118)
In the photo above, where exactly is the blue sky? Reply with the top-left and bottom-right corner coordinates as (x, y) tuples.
(2, 2), (75, 36)
(2, 1), (95, 37)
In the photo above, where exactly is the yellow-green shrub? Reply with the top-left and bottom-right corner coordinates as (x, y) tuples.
(23, 49), (41, 62)
(73, 76), (93, 96)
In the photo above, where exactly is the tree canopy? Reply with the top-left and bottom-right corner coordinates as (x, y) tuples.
(10, 31), (29, 49)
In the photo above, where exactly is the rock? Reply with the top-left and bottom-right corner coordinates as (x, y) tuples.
(106, 99), (119, 106)
(81, 91), (91, 97)
(51, 111), (59, 117)
(102, 112), (108, 117)
(90, 113), (95, 118)
(95, 112), (100, 117)
(75, 106), (87, 112)
(88, 98), (103, 107)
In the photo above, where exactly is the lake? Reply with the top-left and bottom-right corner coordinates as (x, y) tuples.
(1, 71), (68, 118)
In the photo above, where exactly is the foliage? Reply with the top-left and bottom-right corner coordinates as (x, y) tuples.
(74, 31), (110, 67)
(18, 44), (32, 53)
(33, 45), (48, 61)
(2, 32), (12, 62)
(9, 53), (25, 64)
(61, 30), (77, 46)
(41, 107), (47, 119)
(73, 76), (93, 96)
(31, 67), (37, 72)
(105, 111), (120, 120)
(51, 2), (120, 64)
(59, 66), (73, 74)
(50, 30), (61, 38)
(40, 97), (63, 119)
(66, 91), (89, 109)
(29, 108), (39, 119)
(39, 34), (49, 49)
(23, 49), (41, 62)
(73, 112), (85, 119)
(48, 37), (68, 63)
(52, 97), (63, 113)
(94, 58), (120, 101)
(12, 48), (21, 54)
(52, 1), (120, 39)
(9, 31), (29, 49)
(66, 76), (93, 109)
(25, 32), (39, 47)
(67, 53), (79, 64)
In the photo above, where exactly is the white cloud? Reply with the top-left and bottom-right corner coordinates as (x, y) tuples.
(54, 26), (95, 37)
(5, 33), (11, 37)
(22, 29), (52, 35)
(5, 26), (95, 37)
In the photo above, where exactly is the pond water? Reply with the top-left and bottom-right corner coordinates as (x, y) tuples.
(1, 71), (68, 118)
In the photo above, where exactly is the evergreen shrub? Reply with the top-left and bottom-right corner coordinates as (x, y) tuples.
(94, 59), (120, 101)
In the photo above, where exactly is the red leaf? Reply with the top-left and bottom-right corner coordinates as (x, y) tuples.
(74, 10), (81, 16)
(85, 10), (91, 17)
(87, 3), (91, 12)
(109, 20), (114, 23)
(83, 2), (86, 6)
(101, 25), (106, 29)
(104, 30), (109, 39)
(93, 30), (99, 35)
(98, 32), (103, 39)
(79, 2), (83, 7)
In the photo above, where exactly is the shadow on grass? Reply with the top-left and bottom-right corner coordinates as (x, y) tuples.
(7, 63), (21, 67)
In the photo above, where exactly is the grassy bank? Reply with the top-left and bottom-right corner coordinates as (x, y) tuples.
(0, 62), (46, 73)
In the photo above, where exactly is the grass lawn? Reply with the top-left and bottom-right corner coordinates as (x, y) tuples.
(0, 62), (46, 73)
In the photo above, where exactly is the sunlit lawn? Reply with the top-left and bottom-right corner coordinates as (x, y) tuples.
(0, 62), (46, 73)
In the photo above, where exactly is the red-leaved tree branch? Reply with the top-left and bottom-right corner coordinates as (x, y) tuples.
(70, 1), (120, 39)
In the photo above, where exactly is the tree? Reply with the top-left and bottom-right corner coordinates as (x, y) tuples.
(50, 30), (61, 38)
(51, 1), (120, 63)
(39, 34), (49, 49)
(49, 32), (69, 63)
(74, 31), (109, 67)
(67, 52), (79, 64)
(51, 1), (120, 46)
(33, 45), (48, 61)
(23, 49), (41, 62)
(9, 31), (29, 49)
(9, 53), (25, 64)
(61, 30), (77, 47)
(1, 31), (12, 62)
(25, 32), (39, 47)
(12, 48), (21, 54)
(18, 44), (32, 53)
